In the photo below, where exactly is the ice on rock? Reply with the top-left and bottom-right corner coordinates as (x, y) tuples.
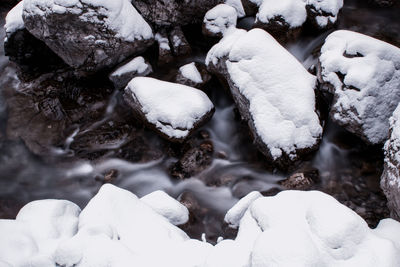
(203, 4), (238, 37)
(206, 28), (322, 165)
(124, 77), (215, 141)
(109, 56), (153, 89)
(140, 190), (189, 226)
(382, 104), (400, 220)
(1, 186), (400, 266)
(319, 30), (400, 144)
(4, 0), (24, 37)
(22, 0), (154, 71)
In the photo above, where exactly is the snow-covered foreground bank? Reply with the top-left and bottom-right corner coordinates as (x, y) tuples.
(1, 184), (399, 267)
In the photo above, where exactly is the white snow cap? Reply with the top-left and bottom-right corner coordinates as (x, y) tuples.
(125, 77), (214, 139)
(179, 62), (203, 83)
(23, 0), (153, 41)
(207, 28), (322, 160)
(1, 186), (400, 266)
(255, 0), (343, 28)
(320, 30), (400, 144)
(203, 4), (238, 36)
(4, 1), (24, 36)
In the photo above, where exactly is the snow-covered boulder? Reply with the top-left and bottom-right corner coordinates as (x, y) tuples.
(124, 77), (215, 142)
(253, 0), (343, 40)
(109, 56), (152, 89)
(132, 0), (223, 27)
(4, 0), (24, 36)
(318, 30), (400, 144)
(2, 185), (400, 266)
(206, 28), (322, 166)
(203, 4), (238, 38)
(22, 0), (154, 72)
(223, 190), (400, 267)
(174, 62), (212, 89)
(382, 104), (400, 220)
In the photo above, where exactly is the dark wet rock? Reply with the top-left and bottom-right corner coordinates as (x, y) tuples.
(261, 187), (282, 197)
(381, 105), (400, 220)
(168, 26), (192, 57)
(178, 191), (226, 243)
(123, 77), (215, 143)
(109, 56), (153, 90)
(280, 168), (319, 190)
(206, 29), (322, 168)
(318, 30), (400, 145)
(95, 169), (119, 184)
(4, 29), (65, 78)
(23, 0), (154, 72)
(174, 62), (212, 89)
(169, 133), (214, 179)
(131, 0), (223, 27)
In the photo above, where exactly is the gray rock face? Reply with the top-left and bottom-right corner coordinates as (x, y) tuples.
(132, 0), (223, 27)
(381, 104), (400, 220)
(23, 0), (154, 72)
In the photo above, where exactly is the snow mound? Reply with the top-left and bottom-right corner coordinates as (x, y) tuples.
(1, 185), (400, 266)
(319, 30), (400, 144)
(203, 4), (238, 37)
(124, 77), (215, 141)
(206, 28), (322, 164)
(382, 104), (400, 220)
(22, 0), (154, 71)
(4, 1), (24, 37)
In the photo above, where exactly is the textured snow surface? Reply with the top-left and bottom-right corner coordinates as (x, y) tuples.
(1, 186), (400, 266)
(125, 77), (214, 139)
(4, 1), (24, 36)
(224, 0), (245, 18)
(320, 30), (400, 144)
(203, 4), (238, 36)
(207, 28), (322, 160)
(179, 62), (203, 83)
(255, 0), (343, 28)
(23, 0), (153, 41)
(111, 56), (151, 77)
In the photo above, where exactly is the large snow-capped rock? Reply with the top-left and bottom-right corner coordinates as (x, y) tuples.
(22, 0), (154, 72)
(221, 190), (400, 267)
(2, 185), (400, 267)
(124, 77), (215, 142)
(382, 104), (400, 220)
(318, 30), (400, 145)
(132, 0), (223, 27)
(252, 0), (343, 40)
(206, 28), (322, 166)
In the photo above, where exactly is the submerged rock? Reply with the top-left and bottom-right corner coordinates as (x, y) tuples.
(124, 77), (215, 142)
(23, 0), (154, 72)
(318, 30), (400, 145)
(206, 28), (322, 167)
(382, 104), (400, 220)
